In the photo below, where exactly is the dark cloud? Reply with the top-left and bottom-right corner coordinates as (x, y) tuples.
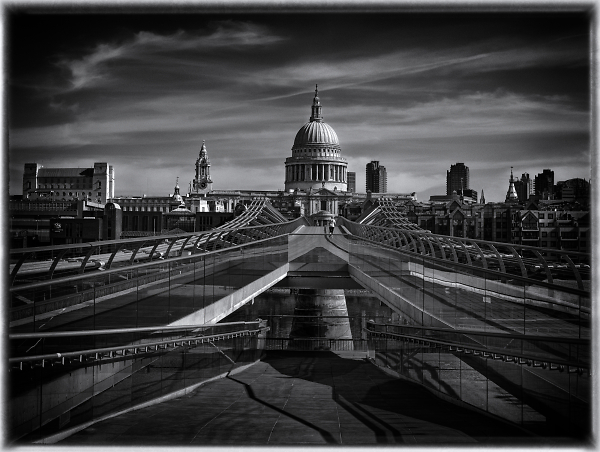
(7, 10), (591, 202)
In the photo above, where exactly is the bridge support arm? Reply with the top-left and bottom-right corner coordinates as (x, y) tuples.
(10, 251), (35, 286)
(48, 249), (69, 279)
(78, 246), (100, 274)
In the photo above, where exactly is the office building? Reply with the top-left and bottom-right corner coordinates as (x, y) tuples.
(513, 172), (532, 203)
(446, 163), (469, 196)
(347, 172), (356, 192)
(366, 161), (387, 193)
(534, 169), (554, 199)
(22, 162), (114, 204)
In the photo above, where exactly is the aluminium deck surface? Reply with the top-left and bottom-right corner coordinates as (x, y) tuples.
(58, 351), (541, 446)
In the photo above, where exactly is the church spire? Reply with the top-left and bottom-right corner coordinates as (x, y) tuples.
(505, 167), (519, 203)
(310, 84), (323, 122)
(199, 140), (208, 160)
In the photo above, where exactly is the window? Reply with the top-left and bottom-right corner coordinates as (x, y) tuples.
(539, 213), (545, 219)
(542, 241), (548, 247)
(550, 231), (556, 237)
(548, 213), (554, 219)
(550, 241), (556, 247)
(542, 232), (547, 237)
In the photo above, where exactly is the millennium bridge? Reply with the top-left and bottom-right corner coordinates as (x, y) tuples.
(8, 199), (592, 446)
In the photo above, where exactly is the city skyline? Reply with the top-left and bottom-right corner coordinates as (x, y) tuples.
(8, 10), (590, 202)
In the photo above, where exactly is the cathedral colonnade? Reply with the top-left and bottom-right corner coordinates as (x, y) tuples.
(286, 163), (347, 183)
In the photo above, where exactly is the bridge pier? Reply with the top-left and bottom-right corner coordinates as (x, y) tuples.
(289, 289), (353, 350)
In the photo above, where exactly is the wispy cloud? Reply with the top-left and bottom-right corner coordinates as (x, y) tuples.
(58, 21), (285, 90)
(250, 35), (587, 95)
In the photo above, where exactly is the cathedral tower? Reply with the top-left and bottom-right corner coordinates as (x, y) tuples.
(193, 140), (212, 194)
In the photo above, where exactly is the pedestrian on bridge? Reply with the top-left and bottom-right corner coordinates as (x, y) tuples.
(328, 217), (336, 236)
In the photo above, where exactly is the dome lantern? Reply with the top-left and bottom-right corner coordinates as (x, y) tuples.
(310, 84), (323, 123)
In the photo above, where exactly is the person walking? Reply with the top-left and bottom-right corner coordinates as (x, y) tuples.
(328, 217), (336, 236)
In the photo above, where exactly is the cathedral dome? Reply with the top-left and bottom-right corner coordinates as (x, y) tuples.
(293, 121), (339, 147)
(285, 85), (347, 194)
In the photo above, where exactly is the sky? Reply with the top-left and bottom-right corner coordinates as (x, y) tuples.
(7, 8), (592, 202)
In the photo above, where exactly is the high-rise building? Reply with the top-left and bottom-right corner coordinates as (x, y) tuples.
(347, 172), (356, 192)
(535, 169), (554, 199)
(446, 163), (469, 196)
(513, 172), (532, 203)
(366, 161), (387, 193)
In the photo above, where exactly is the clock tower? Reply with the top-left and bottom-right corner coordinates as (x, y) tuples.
(193, 140), (213, 194)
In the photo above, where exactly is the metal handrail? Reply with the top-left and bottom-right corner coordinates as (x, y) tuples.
(9, 232), (289, 293)
(9, 216), (307, 285)
(364, 327), (589, 372)
(10, 327), (268, 367)
(339, 217), (590, 289)
(343, 217), (590, 259)
(8, 218), (302, 257)
(365, 322), (588, 344)
(339, 221), (590, 298)
(9, 320), (261, 340)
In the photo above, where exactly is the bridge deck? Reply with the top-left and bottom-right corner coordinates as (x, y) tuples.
(55, 351), (544, 446)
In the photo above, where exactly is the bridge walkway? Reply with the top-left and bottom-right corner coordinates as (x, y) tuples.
(54, 351), (542, 446)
